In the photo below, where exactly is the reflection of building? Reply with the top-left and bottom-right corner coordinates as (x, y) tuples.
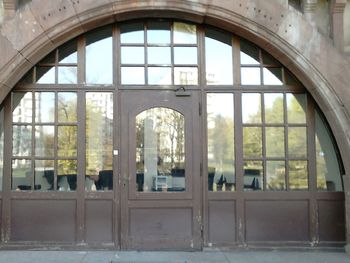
(0, 0), (350, 253)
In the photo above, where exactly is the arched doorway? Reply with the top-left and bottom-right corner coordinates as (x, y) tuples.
(0, 19), (345, 249)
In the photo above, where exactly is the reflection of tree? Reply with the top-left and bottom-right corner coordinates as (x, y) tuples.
(265, 97), (283, 123)
(243, 94), (308, 190)
(86, 97), (113, 175)
(57, 96), (77, 176)
(208, 115), (234, 172)
(287, 94), (306, 123)
(136, 108), (185, 174)
(243, 127), (262, 158)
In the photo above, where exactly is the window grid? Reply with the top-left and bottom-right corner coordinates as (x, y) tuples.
(11, 91), (78, 191)
(12, 20), (343, 193)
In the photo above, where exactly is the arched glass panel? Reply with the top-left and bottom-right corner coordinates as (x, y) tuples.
(205, 28), (233, 85)
(36, 40), (78, 84)
(173, 22), (197, 44)
(136, 108), (185, 192)
(7, 20), (344, 196)
(86, 27), (113, 84)
(147, 21), (171, 44)
(316, 110), (343, 191)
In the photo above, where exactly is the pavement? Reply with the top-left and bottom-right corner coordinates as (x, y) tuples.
(0, 249), (349, 263)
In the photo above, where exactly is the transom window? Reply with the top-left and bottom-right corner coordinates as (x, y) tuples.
(8, 19), (343, 193)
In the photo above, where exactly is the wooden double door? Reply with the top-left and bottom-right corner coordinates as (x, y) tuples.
(119, 90), (202, 250)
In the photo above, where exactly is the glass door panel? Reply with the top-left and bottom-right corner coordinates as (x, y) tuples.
(136, 107), (185, 192)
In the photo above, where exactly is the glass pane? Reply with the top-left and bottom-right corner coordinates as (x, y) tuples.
(12, 92), (32, 123)
(174, 67), (198, 85)
(173, 22), (197, 44)
(58, 160), (77, 191)
(58, 126), (77, 157)
(288, 127), (307, 158)
(148, 47), (171, 64)
(285, 69), (301, 86)
(316, 111), (343, 191)
(147, 21), (170, 44)
(263, 68), (283, 85)
(242, 93), (261, 123)
(241, 67), (261, 85)
(243, 127), (262, 158)
(289, 160), (308, 190)
(121, 47), (144, 64)
(58, 92), (77, 122)
(174, 47), (197, 65)
(13, 125), (32, 156)
(148, 67), (171, 85)
(35, 160), (54, 191)
(262, 52), (281, 66)
(287, 93), (306, 123)
(86, 30), (113, 84)
(58, 66), (77, 84)
(35, 92), (55, 123)
(0, 108), (3, 190)
(240, 40), (260, 65)
(36, 66), (55, 84)
(121, 67), (145, 85)
(19, 68), (34, 84)
(86, 92), (113, 191)
(58, 40), (77, 63)
(205, 29), (233, 85)
(35, 125), (54, 157)
(244, 161), (263, 191)
(207, 94), (235, 192)
(266, 127), (285, 157)
(265, 93), (284, 123)
(120, 22), (144, 44)
(39, 51), (55, 64)
(136, 108), (185, 192)
(266, 161), (286, 190)
(12, 159), (32, 190)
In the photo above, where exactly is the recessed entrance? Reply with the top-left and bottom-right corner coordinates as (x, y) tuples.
(0, 19), (345, 249)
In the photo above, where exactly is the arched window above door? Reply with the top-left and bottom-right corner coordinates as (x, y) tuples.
(9, 19), (344, 194)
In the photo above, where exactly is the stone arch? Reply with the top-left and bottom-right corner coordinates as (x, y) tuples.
(0, 0), (349, 242)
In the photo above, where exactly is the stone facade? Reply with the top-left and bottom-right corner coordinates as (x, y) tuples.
(0, 0), (350, 250)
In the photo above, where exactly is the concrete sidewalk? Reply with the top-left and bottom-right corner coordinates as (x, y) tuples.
(0, 250), (349, 263)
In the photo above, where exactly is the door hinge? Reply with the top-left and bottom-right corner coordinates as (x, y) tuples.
(199, 102), (202, 116)
(200, 163), (203, 176)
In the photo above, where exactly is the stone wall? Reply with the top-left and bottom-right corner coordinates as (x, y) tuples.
(0, 0), (349, 249)
(344, 0), (350, 52)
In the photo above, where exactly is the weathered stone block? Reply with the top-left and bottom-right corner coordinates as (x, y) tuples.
(29, 0), (83, 45)
(0, 34), (18, 71)
(1, 4), (44, 51)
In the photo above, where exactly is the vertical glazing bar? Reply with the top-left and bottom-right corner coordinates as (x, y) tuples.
(2, 97), (13, 241)
(76, 90), (85, 242)
(235, 91), (245, 244)
(232, 37), (241, 85)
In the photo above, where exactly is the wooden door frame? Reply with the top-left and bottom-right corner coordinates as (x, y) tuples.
(119, 89), (202, 250)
